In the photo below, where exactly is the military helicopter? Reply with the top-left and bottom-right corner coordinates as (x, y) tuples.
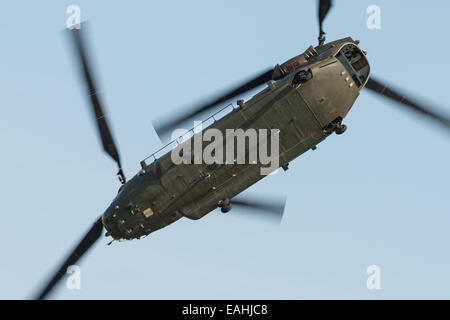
(34, 0), (450, 299)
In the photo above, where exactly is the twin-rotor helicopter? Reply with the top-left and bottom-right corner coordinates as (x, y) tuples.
(34, 0), (450, 299)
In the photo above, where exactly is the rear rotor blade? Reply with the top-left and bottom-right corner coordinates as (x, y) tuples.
(154, 67), (281, 138)
(34, 217), (104, 300)
(231, 196), (286, 224)
(68, 25), (126, 183)
(318, 0), (332, 45)
(365, 76), (450, 131)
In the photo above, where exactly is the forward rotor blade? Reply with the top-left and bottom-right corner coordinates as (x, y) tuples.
(68, 25), (126, 183)
(231, 196), (286, 224)
(34, 217), (104, 300)
(154, 68), (280, 137)
(318, 0), (332, 44)
(365, 76), (450, 131)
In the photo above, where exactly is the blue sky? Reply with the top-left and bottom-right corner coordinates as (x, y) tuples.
(1, 0), (449, 299)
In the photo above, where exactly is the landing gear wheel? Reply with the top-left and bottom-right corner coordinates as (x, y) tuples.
(221, 203), (232, 213)
(218, 198), (232, 213)
(292, 69), (312, 87)
(323, 117), (347, 135)
(335, 124), (347, 135)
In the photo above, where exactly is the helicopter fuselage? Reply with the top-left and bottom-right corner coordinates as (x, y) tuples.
(102, 37), (370, 240)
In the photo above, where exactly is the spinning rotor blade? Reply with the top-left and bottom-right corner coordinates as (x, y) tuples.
(154, 67), (283, 137)
(365, 76), (450, 131)
(69, 25), (126, 183)
(34, 217), (104, 300)
(318, 0), (332, 45)
(231, 196), (286, 223)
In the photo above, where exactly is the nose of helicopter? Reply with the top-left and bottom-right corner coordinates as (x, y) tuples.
(101, 204), (120, 238)
(101, 204), (124, 240)
(101, 198), (151, 240)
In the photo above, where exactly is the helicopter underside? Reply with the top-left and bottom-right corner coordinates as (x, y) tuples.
(102, 51), (365, 240)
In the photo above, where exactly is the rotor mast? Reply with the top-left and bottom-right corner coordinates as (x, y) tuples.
(318, 0), (332, 46)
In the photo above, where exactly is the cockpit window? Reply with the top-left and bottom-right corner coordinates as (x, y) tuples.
(335, 43), (370, 87)
(352, 58), (368, 72)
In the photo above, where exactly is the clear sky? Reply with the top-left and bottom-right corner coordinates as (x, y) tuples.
(1, 0), (449, 299)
